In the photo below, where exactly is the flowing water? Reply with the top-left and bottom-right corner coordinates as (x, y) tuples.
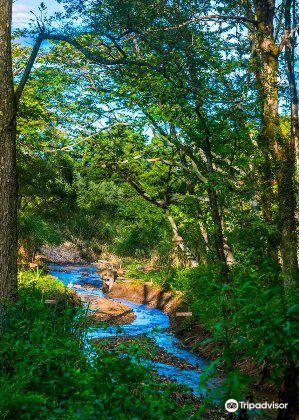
(49, 264), (218, 396)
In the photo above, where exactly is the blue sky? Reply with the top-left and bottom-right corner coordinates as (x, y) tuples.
(12, 0), (63, 28)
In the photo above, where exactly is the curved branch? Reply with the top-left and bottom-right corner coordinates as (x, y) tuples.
(43, 33), (148, 67)
(14, 33), (44, 103)
(125, 176), (167, 208)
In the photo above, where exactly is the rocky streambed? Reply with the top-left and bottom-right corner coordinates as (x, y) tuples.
(49, 264), (218, 397)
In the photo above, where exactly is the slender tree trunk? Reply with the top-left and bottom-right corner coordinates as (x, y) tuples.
(182, 143), (229, 277)
(180, 153), (209, 261)
(285, 0), (299, 177)
(165, 208), (198, 267)
(0, 0), (18, 319)
(185, 45), (230, 279)
(247, 2), (279, 264)
(279, 0), (299, 285)
(199, 222), (209, 253)
(194, 107), (230, 281)
(206, 187), (230, 280)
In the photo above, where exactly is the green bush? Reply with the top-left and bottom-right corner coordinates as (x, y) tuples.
(19, 213), (62, 251)
(130, 262), (298, 402)
(0, 270), (197, 420)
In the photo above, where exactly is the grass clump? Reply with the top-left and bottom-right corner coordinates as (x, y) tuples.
(0, 270), (200, 420)
(127, 262), (298, 403)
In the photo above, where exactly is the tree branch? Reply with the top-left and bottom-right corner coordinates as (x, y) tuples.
(41, 122), (130, 153)
(123, 174), (167, 208)
(14, 33), (44, 103)
(43, 33), (149, 67)
(278, 24), (299, 53)
(143, 14), (257, 34)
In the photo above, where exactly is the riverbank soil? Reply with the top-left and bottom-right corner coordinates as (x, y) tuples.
(84, 294), (136, 326)
(94, 335), (201, 371)
(73, 284), (136, 325)
(106, 281), (218, 360)
(47, 259), (280, 418)
(70, 281), (223, 418)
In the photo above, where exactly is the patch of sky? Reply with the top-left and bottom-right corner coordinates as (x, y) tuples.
(13, 0), (64, 29)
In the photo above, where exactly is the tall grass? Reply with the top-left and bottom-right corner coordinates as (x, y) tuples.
(0, 270), (197, 419)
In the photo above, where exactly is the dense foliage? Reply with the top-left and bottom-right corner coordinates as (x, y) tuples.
(126, 262), (299, 400)
(0, 270), (197, 419)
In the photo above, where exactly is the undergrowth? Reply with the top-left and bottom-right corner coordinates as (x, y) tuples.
(0, 270), (201, 420)
(124, 261), (299, 406)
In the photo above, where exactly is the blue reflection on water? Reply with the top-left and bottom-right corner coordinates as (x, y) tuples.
(49, 264), (217, 396)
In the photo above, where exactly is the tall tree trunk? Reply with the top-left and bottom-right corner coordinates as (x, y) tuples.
(184, 43), (230, 280)
(246, 2), (278, 263)
(180, 153), (209, 262)
(182, 143), (229, 278)
(253, 0), (298, 286)
(0, 0), (18, 319)
(276, 143), (298, 285)
(165, 208), (198, 268)
(285, 0), (299, 177)
(194, 107), (230, 281)
(206, 187), (230, 280)
(279, 0), (299, 285)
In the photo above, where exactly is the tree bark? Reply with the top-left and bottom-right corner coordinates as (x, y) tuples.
(245, 2), (278, 263)
(253, 0), (298, 286)
(284, 0), (299, 177)
(165, 208), (198, 268)
(179, 153), (209, 262)
(194, 107), (230, 281)
(277, 362), (298, 420)
(0, 0), (18, 316)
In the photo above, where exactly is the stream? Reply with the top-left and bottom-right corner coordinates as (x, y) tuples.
(49, 264), (218, 396)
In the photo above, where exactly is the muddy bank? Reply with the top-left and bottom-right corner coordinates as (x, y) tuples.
(106, 281), (218, 361)
(94, 335), (201, 371)
(106, 280), (278, 401)
(72, 284), (136, 326)
(106, 282), (180, 314)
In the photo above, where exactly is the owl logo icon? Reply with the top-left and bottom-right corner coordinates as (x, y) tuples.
(225, 399), (239, 413)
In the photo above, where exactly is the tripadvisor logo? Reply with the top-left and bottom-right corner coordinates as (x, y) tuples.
(225, 399), (239, 413)
(225, 399), (289, 413)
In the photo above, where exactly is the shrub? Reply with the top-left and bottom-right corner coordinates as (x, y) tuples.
(0, 270), (197, 420)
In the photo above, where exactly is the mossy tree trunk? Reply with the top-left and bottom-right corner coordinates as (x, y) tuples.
(0, 0), (18, 319)
(253, 0), (298, 286)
